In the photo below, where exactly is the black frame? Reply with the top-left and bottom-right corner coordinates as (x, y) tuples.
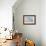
(23, 15), (36, 25)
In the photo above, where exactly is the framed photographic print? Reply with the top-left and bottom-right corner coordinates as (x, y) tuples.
(23, 15), (36, 25)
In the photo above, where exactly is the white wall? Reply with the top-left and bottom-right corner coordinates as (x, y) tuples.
(13, 0), (46, 46)
(0, 0), (16, 29)
(41, 0), (46, 46)
(13, 0), (41, 46)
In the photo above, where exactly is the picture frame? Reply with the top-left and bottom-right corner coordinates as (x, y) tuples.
(23, 15), (36, 25)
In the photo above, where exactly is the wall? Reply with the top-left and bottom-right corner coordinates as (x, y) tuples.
(13, 0), (41, 46)
(0, 0), (16, 30)
(41, 0), (46, 46)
